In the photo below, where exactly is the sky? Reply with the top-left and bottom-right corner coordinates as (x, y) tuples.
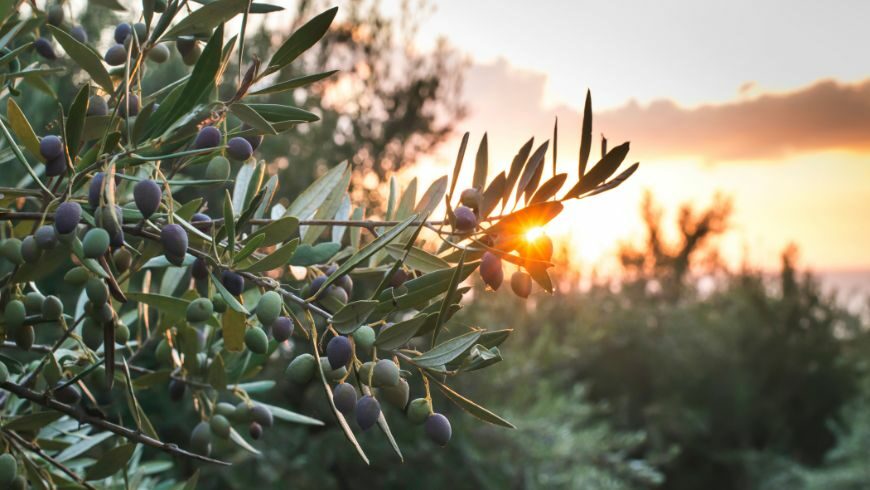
(377, 0), (870, 281)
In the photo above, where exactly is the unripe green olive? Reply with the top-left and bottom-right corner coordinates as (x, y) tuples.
(212, 295), (227, 313)
(372, 359), (400, 387)
(113, 247), (133, 273)
(82, 228), (110, 258)
(21, 235), (40, 263)
(81, 318), (102, 350)
(214, 402), (235, 417)
(319, 357), (346, 382)
(189, 421), (212, 455)
(186, 297), (214, 324)
(64, 266), (89, 285)
(407, 397), (432, 425)
(4, 300), (26, 332)
(148, 43), (170, 63)
(155, 337), (173, 365)
(380, 377), (409, 410)
(232, 401), (251, 423)
(352, 324), (375, 352)
(255, 291), (282, 327)
(86, 278), (109, 305)
(244, 327), (268, 354)
(209, 414), (231, 439)
(358, 361), (375, 385)
(206, 156), (231, 181)
(286, 353), (316, 384)
(41, 295), (63, 320)
(24, 292), (45, 314)
(114, 322), (130, 345)
(0, 238), (23, 264)
(15, 325), (34, 350)
(0, 453), (17, 486)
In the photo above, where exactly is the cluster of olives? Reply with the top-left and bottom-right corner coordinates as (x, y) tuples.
(0, 452), (27, 490)
(286, 338), (452, 446)
(479, 251), (532, 298)
(303, 264), (354, 306)
(190, 401), (274, 455)
(32, 3), (87, 60)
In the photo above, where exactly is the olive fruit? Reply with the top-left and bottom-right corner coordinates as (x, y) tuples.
(453, 206), (477, 232)
(480, 251), (503, 290)
(114, 322), (130, 345)
(82, 228), (110, 258)
(205, 156), (230, 181)
(256, 291), (282, 327)
(352, 325), (375, 352)
(113, 23), (131, 43)
(54, 201), (82, 234)
(271, 316), (293, 342)
(81, 318), (102, 350)
(244, 327), (268, 354)
(226, 137), (253, 161)
(286, 353), (316, 384)
(333, 383), (357, 415)
(249, 422), (263, 440)
(186, 297), (213, 324)
(133, 179), (162, 218)
(192, 257), (208, 280)
(372, 359), (400, 387)
(46, 4), (64, 26)
(147, 43), (170, 63)
(326, 336), (352, 370)
(9, 475), (25, 490)
(155, 337), (173, 366)
(70, 25), (87, 43)
(39, 135), (63, 160)
(407, 398), (432, 425)
(194, 126), (221, 149)
(221, 270), (244, 296)
(250, 404), (273, 428)
(176, 36), (196, 56)
(161, 224), (188, 265)
(96, 205), (123, 238)
(132, 22), (146, 40)
(45, 154), (66, 176)
(87, 95), (108, 116)
(425, 412), (452, 446)
(209, 414), (231, 439)
(0, 361), (8, 383)
(306, 275), (327, 299)
(4, 300), (25, 332)
(15, 325), (34, 351)
(241, 124), (264, 150)
(380, 377), (409, 410)
(88, 172), (107, 208)
(41, 295), (63, 320)
(0, 453), (17, 486)
(459, 187), (481, 208)
(232, 401), (251, 423)
(169, 378), (186, 401)
(191, 213), (212, 230)
(358, 361), (375, 385)
(88, 301), (113, 323)
(0, 238), (23, 264)
(389, 269), (410, 288)
(212, 295), (227, 313)
(189, 421), (211, 455)
(34, 225), (58, 249)
(325, 285), (348, 304)
(24, 292), (44, 314)
(34, 37), (56, 59)
(118, 93), (139, 116)
(113, 247), (133, 272)
(20, 235), (40, 263)
(104, 44), (126, 66)
(355, 396), (381, 430)
(215, 402), (235, 417)
(320, 357), (346, 381)
(47, 4), (64, 26)
(109, 229), (124, 249)
(511, 271), (532, 298)
(53, 383), (81, 405)
(336, 275), (353, 297)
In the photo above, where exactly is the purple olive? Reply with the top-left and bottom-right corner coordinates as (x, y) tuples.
(104, 44), (126, 66)
(425, 413), (452, 446)
(133, 179), (162, 218)
(326, 336), (352, 370)
(226, 137), (253, 161)
(54, 201), (82, 234)
(453, 206), (477, 232)
(161, 224), (188, 265)
(34, 38), (56, 59)
(45, 154), (66, 176)
(333, 382), (357, 415)
(39, 135), (63, 160)
(118, 93), (139, 117)
(355, 395), (381, 430)
(221, 270), (244, 296)
(271, 316), (294, 342)
(194, 126), (221, 149)
(70, 26), (88, 43)
(114, 23), (131, 44)
(87, 96), (108, 116)
(479, 251), (503, 290)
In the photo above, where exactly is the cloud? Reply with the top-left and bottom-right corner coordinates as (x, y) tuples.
(462, 59), (870, 163)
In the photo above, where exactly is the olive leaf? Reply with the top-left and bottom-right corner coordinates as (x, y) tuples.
(374, 314), (429, 351)
(579, 89), (593, 176)
(242, 238), (298, 273)
(332, 300), (378, 334)
(165, 0), (248, 37)
(424, 373), (516, 429)
(414, 330), (481, 368)
(249, 70), (339, 96)
(222, 307), (247, 352)
(84, 443), (137, 481)
(384, 244), (449, 273)
(472, 133), (488, 191)
(47, 25), (114, 95)
(265, 7), (338, 75)
(289, 242), (340, 266)
(6, 97), (41, 159)
(254, 401), (324, 426)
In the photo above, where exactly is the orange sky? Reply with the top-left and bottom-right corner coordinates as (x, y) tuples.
(387, 2), (870, 275)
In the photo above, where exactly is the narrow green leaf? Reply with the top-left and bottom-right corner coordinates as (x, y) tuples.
(230, 103), (276, 134)
(516, 141), (549, 203)
(208, 353), (227, 390)
(165, 0), (248, 37)
(228, 427), (261, 455)
(242, 238), (298, 273)
(416, 330), (481, 368)
(255, 401), (324, 426)
(472, 133), (488, 191)
(332, 300), (378, 334)
(3, 412), (63, 431)
(529, 173), (567, 204)
(375, 314), (428, 351)
(210, 270), (249, 314)
(244, 103), (318, 123)
(249, 70), (338, 96)
(47, 25), (114, 94)
(564, 142), (631, 198)
(289, 242), (340, 266)
(425, 373), (516, 429)
(6, 97), (41, 159)
(252, 216), (298, 247)
(125, 292), (189, 320)
(266, 7), (337, 74)
(285, 161), (348, 219)
(579, 89), (592, 177)
(384, 244), (448, 273)
(222, 307), (246, 352)
(223, 189), (235, 256)
(447, 132), (469, 202)
(302, 164), (351, 244)
(480, 171), (505, 219)
(85, 443), (136, 480)
(583, 162), (640, 198)
(65, 84), (89, 159)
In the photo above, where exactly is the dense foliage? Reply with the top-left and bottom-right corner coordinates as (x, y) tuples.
(0, 1), (639, 487)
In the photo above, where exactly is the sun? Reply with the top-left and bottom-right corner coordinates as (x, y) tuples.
(525, 226), (546, 242)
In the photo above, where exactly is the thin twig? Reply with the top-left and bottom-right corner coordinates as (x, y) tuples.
(3, 427), (98, 490)
(0, 380), (231, 466)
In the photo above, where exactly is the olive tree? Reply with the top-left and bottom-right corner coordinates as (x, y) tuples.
(0, 1), (637, 487)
